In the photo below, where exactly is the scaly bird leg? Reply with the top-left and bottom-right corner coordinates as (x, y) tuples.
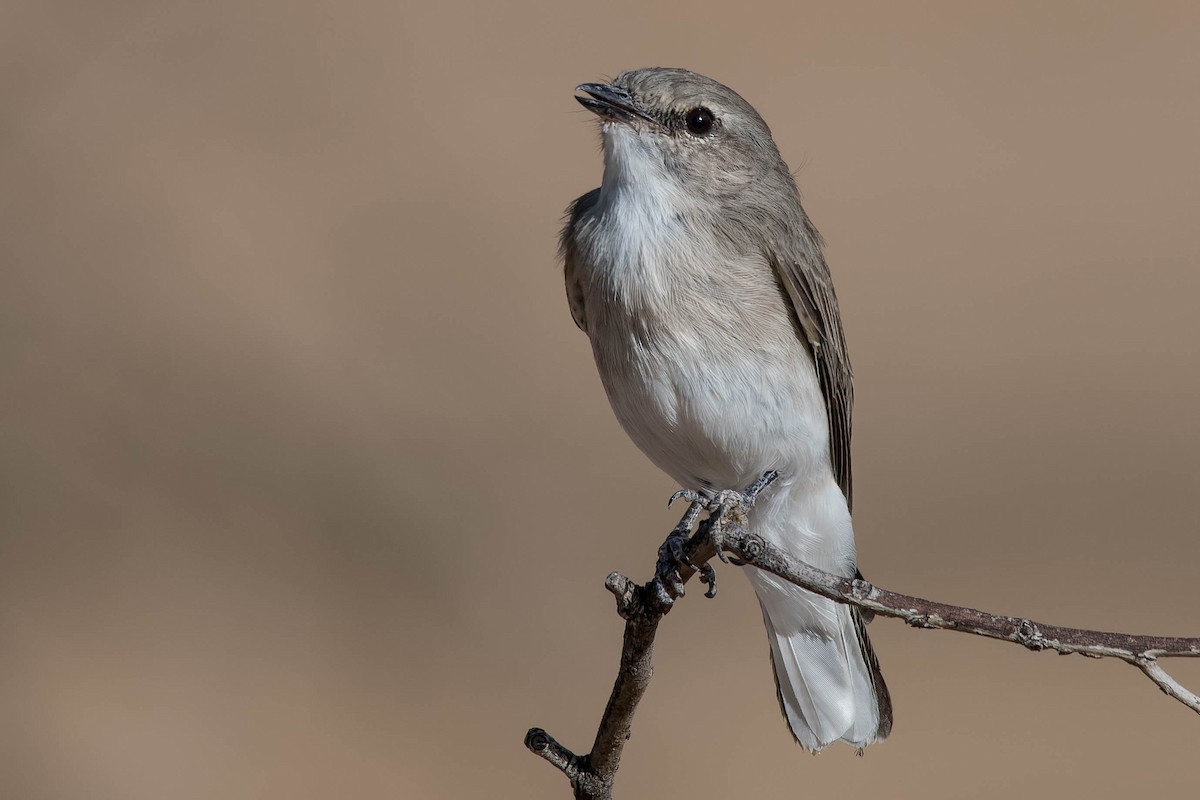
(652, 471), (779, 603)
(652, 495), (707, 605)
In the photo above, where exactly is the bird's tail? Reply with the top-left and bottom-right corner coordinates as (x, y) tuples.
(747, 567), (892, 751)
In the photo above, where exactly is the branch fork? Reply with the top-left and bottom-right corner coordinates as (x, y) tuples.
(526, 481), (1200, 799)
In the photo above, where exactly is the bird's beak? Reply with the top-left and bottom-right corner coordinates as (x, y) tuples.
(574, 83), (658, 125)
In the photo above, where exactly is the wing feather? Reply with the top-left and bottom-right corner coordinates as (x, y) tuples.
(560, 188), (601, 333)
(767, 243), (855, 510)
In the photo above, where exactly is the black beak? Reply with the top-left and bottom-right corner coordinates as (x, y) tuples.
(574, 83), (657, 125)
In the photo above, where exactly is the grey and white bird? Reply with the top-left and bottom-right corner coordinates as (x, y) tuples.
(562, 67), (891, 751)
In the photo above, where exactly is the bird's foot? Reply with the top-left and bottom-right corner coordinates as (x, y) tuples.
(741, 469), (781, 504)
(652, 500), (708, 605)
(703, 470), (778, 564)
(669, 470), (779, 516)
(653, 471), (779, 603)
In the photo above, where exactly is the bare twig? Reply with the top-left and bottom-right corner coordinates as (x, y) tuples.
(1136, 660), (1200, 713)
(525, 511), (729, 800)
(525, 503), (1200, 798)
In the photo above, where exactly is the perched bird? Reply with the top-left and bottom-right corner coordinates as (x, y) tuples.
(562, 67), (891, 751)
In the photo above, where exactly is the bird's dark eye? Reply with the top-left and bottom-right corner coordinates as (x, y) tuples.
(684, 107), (715, 135)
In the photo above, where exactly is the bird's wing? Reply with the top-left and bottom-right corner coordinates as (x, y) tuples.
(560, 188), (601, 333)
(766, 243), (855, 510)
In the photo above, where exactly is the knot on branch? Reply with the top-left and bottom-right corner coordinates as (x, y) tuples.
(524, 727), (588, 785)
(605, 572), (639, 620)
(1015, 619), (1046, 651)
(525, 728), (551, 752)
(739, 533), (766, 561)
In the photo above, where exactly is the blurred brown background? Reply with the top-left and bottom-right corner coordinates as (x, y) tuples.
(2, 1), (1199, 797)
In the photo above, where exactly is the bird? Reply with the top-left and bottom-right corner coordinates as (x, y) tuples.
(561, 67), (891, 751)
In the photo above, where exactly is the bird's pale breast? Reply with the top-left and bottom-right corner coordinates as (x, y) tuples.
(573, 194), (832, 496)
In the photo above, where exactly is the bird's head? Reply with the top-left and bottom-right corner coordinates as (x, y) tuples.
(575, 67), (790, 203)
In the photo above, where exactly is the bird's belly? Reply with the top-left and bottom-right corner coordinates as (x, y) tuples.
(592, 321), (831, 494)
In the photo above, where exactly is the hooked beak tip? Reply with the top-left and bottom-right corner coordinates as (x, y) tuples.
(573, 82), (656, 125)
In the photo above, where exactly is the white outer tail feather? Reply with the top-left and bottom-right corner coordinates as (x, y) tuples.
(748, 567), (889, 751)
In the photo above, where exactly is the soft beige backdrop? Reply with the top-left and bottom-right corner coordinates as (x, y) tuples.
(3, 1), (1199, 798)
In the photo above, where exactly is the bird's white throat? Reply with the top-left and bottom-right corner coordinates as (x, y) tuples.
(589, 126), (697, 308)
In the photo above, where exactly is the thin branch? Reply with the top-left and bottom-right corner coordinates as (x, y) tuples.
(1137, 660), (1200, 714)
(526, 513), (725, 800)
(731, 526), (1200, 663)
(525, 502), (1200, 798)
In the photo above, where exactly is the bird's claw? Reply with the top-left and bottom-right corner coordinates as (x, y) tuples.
(671, 470), (779, 515)
(668, 488), (704, 508)
(652, 527), (692, 605)
(651, 491), (713, 604)
(705, 469), (779, 516)
(653, 471), (780, 604)
(698, 471), (776, 564)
